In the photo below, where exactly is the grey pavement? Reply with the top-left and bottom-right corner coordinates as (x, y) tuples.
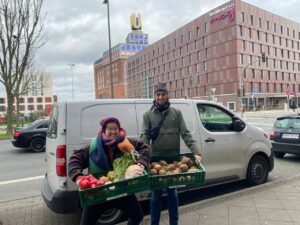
(1, 173), (300, 225)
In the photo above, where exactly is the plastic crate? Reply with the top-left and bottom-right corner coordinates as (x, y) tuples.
(149, 153), (206, 190)
(79, 172), (149, 208)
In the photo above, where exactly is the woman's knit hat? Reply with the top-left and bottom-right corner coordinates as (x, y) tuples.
(100, 117), (121, 132)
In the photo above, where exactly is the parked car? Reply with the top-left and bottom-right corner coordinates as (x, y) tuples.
(12, 118), (49, 152)
(270, 113), (300, 158)
(42, 99), (273, 225)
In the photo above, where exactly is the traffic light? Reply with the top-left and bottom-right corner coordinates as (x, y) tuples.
(261, 52), (266, 62)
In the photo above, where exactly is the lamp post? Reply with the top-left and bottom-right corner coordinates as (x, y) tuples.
(103, 0), (114, 99)
(239, 58), (261, 118)
(68, 63), (75, 101)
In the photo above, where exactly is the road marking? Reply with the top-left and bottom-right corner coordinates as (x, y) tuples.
(0, 175), (44, 186)
(248, 122), (273, 126)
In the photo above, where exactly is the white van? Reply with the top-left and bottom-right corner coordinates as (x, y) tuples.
(42, 99), (274, 225)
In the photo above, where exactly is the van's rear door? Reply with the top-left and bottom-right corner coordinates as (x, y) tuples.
(45, 103), (67, 192)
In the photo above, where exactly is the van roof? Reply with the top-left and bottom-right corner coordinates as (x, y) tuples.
(54, 98), (214, 105)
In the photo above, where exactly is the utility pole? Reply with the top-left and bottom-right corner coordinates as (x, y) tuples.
(239, 53), (265, 118)
(68, 64), (75, 101)
(103, 0), (114, 98)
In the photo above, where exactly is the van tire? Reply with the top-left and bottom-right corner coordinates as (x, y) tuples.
(246, 155), (269, 186)
(96, 208), (123, 225)
(274, 152), (285, 158)
(30, 137), (46, 153)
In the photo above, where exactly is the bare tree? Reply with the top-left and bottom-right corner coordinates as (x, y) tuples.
(0, 0), (45, 134)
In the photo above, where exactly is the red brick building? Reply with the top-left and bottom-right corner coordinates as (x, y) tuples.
(126, 0), (300, 111)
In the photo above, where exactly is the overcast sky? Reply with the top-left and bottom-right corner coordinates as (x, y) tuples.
(8, 0), (299, 102)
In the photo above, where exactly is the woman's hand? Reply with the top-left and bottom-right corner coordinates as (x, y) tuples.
(75, 176), (83, 186)
(125, 164), (143, 179)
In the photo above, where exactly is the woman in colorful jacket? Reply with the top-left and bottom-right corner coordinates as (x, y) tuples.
(68, 117), (151, 225)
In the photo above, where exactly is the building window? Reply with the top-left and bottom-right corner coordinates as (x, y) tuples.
(241, 12), (245, 23)
(203, 61), (207, 71)
(0, 98), (5, 104)
(251, 42), (254, 52)
(266, 20), (269, 30)
(247, 28), (252, 38)
(280, 25), (283, 34)
(252, 69), (255, 79)
(180, 34), (183, 43)
(37, 97), (43, 103)
(205, 48), (208, 58)
(203, 36), (207, 46)
(205, 23), (208, 33)
(198, 51), (201, 60)
(272, 35), (275, 44)
(240, 54), (244, 64)
(195, 64), (199, 73)
(265, 33), (268, 42)
(259, 18), (262, 28)
(188, 31), (192, 40)
(196, 27), (200, 37)
(45, 97), (52, 103)
(273, 23), (276, 32)
(257, 30), (260, 40)
(194, 40), (198, 49)
(37, 105), (43, 111)
(287, 28), (289, 36)
(250, 15), (253, 25)
(239, 25), (243, 36)
(197, 74), (201, 84)
(242, 40), (245, 50)
(28, 105), (34, 111)
(27, 97), (34, 103)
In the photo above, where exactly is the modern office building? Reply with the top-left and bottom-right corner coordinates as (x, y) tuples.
(94, 14), (148, 99)
(126, 0), (300, 111)
(0, 72), (57, 116)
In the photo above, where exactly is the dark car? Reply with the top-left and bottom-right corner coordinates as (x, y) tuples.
(12, 118), (49, 152)
(270, 113), (300, 158)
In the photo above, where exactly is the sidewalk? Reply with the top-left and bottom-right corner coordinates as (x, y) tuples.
(1, 174), (300, 225)
(136, 173), (300, 225)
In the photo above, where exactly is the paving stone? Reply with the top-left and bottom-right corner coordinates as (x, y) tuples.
(257, 208), (292, 222)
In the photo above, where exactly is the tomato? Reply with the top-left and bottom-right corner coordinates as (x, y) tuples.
(79, 180), (90, 189)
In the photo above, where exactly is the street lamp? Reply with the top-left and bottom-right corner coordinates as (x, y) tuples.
(68, 63), (75, 101)
(103, 0), (114, 99)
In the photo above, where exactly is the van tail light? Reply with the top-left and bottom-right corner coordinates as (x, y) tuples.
(13, 131), (21, 137)
(269, 129), (275, 140)
(56, 145), (66, 177)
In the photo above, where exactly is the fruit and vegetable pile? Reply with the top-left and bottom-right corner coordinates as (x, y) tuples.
(149, 154), (205, 190)
(149, 155), (199, 175)
(78, 152), (149, 207)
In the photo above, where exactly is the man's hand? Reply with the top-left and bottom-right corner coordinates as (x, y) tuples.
(194, 154), (202, 163)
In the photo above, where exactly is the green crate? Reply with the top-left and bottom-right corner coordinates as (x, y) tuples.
(79, 172), (149, 208)
(149, 153), (206, 190)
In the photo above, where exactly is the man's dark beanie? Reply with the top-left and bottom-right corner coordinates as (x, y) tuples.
(154, 83), (168, 94)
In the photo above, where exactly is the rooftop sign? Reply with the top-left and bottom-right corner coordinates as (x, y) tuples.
(209, 3), (235, 24)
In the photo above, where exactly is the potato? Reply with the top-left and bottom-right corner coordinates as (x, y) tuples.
(166, 163), (176, 171)
(179, 164), (188, 172)
(150, 168), (158, 175)
(187, 168), (199, 173)
(181, 156), (191, 164)
(158, 169), (167, 175)
(159, 160), (168, 166)
(154, 164), (162, 171)
(173, 168), (182, 174)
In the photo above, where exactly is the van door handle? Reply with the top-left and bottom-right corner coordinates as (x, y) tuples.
(205, 138), (215, 143)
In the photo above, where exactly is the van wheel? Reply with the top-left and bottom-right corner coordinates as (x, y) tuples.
(274, 152), (285, 158)
(30, 138), (45, 153)
(97, 208), (123, 225)
(246, 155), (269, 186)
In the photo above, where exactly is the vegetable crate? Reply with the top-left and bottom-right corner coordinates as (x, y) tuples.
(149, 153), (206, 190)
(79, 172), (149, 208)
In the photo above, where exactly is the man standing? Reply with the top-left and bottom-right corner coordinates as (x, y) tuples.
(140, 83), (202, 225)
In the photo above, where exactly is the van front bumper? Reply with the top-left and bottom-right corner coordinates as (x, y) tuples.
(41, 177), (80, 214)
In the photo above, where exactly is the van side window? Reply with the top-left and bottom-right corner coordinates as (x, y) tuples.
(197, 104), (234, 132)
(47, 106), (58, 139)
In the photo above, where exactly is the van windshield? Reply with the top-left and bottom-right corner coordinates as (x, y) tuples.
(47, 105), (58, 139)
